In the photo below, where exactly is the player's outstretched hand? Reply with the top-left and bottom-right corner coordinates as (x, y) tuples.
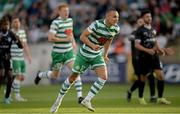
(156, 47), (175, 56)
(164, 47), (175, 56)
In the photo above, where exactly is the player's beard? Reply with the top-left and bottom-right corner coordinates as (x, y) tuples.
(2, 28), (8, 33)
(144, 21), (151, 26)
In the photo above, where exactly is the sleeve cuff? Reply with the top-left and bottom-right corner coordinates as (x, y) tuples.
(87, 27), (93, 33)
(49, 30), (57, 34)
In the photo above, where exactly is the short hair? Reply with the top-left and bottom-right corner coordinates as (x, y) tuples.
(0, 16), (10, 25)
(106, 7), (118, 14)
(11, 15), (21, 22)
(140, 10), (151, 17)
(58, 3), (69, 10)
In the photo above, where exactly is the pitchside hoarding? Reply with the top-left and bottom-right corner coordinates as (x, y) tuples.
(163, 64), (180, 83)
(52, 63), (180, 84)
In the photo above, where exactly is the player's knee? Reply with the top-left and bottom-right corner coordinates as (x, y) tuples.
(16, 75), (24, 81)
(157, 75), (164, 80)
(140, 75), (146, 82)
(19, 76), (24, 81)
(100, 75), (108, 80)
(51, 72), (59, 78)
(69, 73), (79, 83)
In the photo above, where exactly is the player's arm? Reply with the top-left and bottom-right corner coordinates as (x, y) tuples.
(23, 42), (32, 63)
(154, 40), (174, 56)
(80, 29), (100, 51)
(71, 34), (77, 51)
(48, 32), (71, 42)
(153, 40), (166, 55)
(20, 31), (32, 63)
(80, 21), (100, 51)
(135, 40), (155, 55)
(103, 38), (113, 63)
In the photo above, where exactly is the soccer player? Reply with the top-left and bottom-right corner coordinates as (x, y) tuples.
(34, 3), (83, 103)
(11, 17), (32, 101)
(135, 10), (171, 105)
(50, 8), (120, 113)
(127, 17), (156, 103)
(0, 16), (22, 104)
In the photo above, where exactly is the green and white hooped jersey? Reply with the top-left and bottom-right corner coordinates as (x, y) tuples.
(49, 17), (73, 53)
(80, 19), (120, 58)
(11, 29), (27, 61)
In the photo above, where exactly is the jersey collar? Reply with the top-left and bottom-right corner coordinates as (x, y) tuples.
(0, 31), (9, 36)
(103, 19), (114, 28)
(144, 24), (152, 29)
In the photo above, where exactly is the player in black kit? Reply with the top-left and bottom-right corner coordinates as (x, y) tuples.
(127, 17), (156, 103)
(134, 10), (171, 105)
(0, 16), (22, 104)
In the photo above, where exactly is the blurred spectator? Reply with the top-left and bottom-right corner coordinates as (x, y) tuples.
(0, 0), (179, 45)
(173, 10), (180, 39)
(120, 20), (133, 37)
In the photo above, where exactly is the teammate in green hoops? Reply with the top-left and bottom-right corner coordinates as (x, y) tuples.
(34, 3), (83, 104)
(11, 17), (31, 102)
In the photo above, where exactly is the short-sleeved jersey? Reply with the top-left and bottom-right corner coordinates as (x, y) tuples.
(49, 17), (73, 53)
(0, 30), (22, 60)
(135, 25), (156, 56)
(80, 19), (120, 58)
(11, 29), (27, 60)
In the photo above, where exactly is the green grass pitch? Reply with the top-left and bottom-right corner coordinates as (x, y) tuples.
(0, 83), (180, 114)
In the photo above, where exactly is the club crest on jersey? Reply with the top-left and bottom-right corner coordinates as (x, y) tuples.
(110, 32), (116, 36)
(75, 66), (80, 70)
(143, 31), (155, 38)
(97, 37), (107, 45)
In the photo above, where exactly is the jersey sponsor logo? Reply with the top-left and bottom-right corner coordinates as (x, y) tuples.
(143, 31), (156, 38)
(145, 38), (156, 42)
